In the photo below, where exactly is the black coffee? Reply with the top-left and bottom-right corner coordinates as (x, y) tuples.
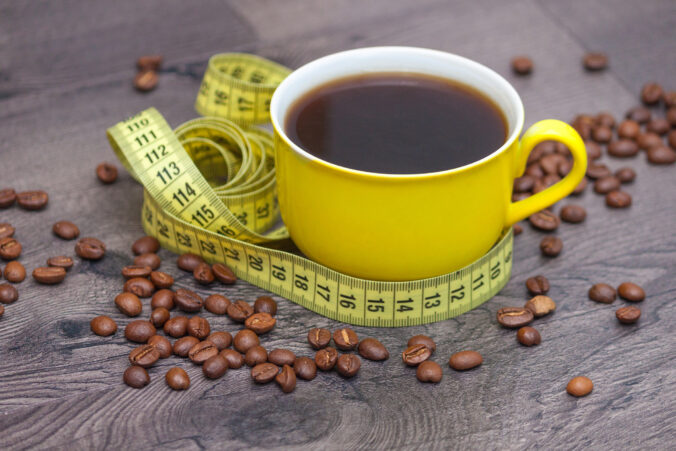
(285, 73), (507, 174)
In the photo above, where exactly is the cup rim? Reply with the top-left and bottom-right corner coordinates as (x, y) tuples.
(270, 46), (525, 179)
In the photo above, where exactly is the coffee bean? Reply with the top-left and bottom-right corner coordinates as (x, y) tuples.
(233, 329), (259, 353)
(75, 237), (106, 260)
(52, 221), (80, 240)
(558, 159), (572, 177)
(529, 210), (560, 231)
(123, 277), (155, 298)
(174, 288), (203, 312)
(33, 266), (66, 284)
(212, 263), (237, 284)
(583, 52), (607, 71)
(96, 163), (118, 184)
(668, 130), (676, 148)
(333, 328), (359, 351)
(516, 326), (541, 346)
(251, 363), (279, 383)
(220, 349), (244, 369)
(336, 354), (361, 378)
(150, 307), (170, 327)
(605, 190), (632, 208)
(448, 350), (483, 371)
(496, 307), (533, 328)
(594, 175), (622, 195)
(646, 118), (670, 135)
(134, 253), (161, 270)
(0, 237), (22, 260)
(357, 338), (389, 361)
(511, 56), (533, 75)
(617, 282), (645, 302)
(616, 306), (641, 324)
(641, 82), (663, 105)
(275, 364), (297, 393)
(404, 336), (434, 355)
(586, 163), (612, 180)
(166, 367), (190, 390)
(0, 283), (19, 304)
(308, 328), (331, 349)
(540, 154), (564, 175)
(591, 125), (612, 143)
(46, 255), (74, 271)
(559, 205), (586, 224)
(572, 178), (588, 195)
(585, 140), (602, 160)
(294, 357), (317, 381)
(567, 376), (593, 397)
(253, 295), (277, 316)
(667, 107), (676, 126)
(177, 253), (204, 272)
(0, 304), (4, 318)
(0, 223), (15, 239)
(121, 265), (152, 279)
(152, 289), (175, 310)
(134, 70), (159, 92)
(513, 175), (534, 193)
(207, 331), (232, 350)
(226, 300), (253, 322)
(402, 344), (431, 366)
(540, 236), (563, 257)
(187, 316), (211, 339)
(173, 336), (199, 357)
(615, 167), (636, 184)
(115, 292), (143, 317)
(525, 163), (545, 178)
(617, 120), (640, 139)
(148, 335), (172, 358)
(524, 295), (556, 317)
(16, 190), (48, 210)
(125, 320), (156, 343)
(0, 189), (16, 209)
(137, 55), (163, 71)
(525, 276), (550, 297)
(665, 92), (676, 108)
(4, 261), (26, 283)
(188, 340), (218, 364)
(245, 345), (268, 366)
(268, 349), (296, 367)
(595, 112), (615, 129)
(607, 139), (639, 158)
(203, 355), (228, 379)
(123, 365), (150, 389)
(205, 294), (230, 315)
(542, 174), (561, 188)
(315, 347), (339, 371)
(244, 312), (276, 334)
(131, 236), (159, 255)
(416, 361), (443, 383)
(149, 271), (173, 289)
(129, 344), (160, 368)
(637, 132), (663, 150)
(90, 315), (117, 336)
(164, 315), (188, 338)
(626, 106), (651, 124)
(193, 263), (215, 285)
(513, 224), (523, 236)
(647, 146), (676, 165)
(588, 283), (616, 303)
(571, 117), (595, 140)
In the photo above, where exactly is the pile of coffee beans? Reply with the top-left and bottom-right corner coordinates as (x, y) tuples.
(134, 55), (162, 92)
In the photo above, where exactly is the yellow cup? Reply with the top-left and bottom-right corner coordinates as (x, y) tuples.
(270, 47), (586, 281)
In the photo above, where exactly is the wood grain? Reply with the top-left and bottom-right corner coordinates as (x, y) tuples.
(0, 0), (674, 449)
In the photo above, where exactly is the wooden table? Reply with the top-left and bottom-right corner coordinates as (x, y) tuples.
(1, 1), (674, 449)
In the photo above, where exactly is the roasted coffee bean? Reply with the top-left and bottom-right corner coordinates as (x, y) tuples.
(647, 146), (676, 165)
(606, 190), (632, 208)
(187, 316), (211, 339)
(594, 176), (621, 194)
(617, 120), (640, 140)
(646, 118), (670, 135)
(220, 349), (244, 369)
(134, 253), (161, 270)
(203, 355), (228, 379)
(276, 364), (297, 393)
(188, 340), (218, 364)
(540, 154), (564, 174)
(115, 292), (143, 317)
(513, 224), (523, 236)
(511, 56), (533, 75)
(212, 263), (237, 284)
(529, 210), (560, 231)
(233, 329), (259, 353)
(226, 300), (253, 322)
(0, 237), (21, 260)
(667, 107), (676, 126)
(251, 363), (279, 383)
(402, 344), (431, 366)
(0, 189), (16, 209)
(164, 315), (189, 338)
(75, 237), (106, 260)
(567, 376), (593, 397)
(607, 139), (639, 158)
(268, 349), (296, 367)
(668, 130), (676, 148)
(315, 347), (339, 371)
(308, 328), (331, 349)
(47, 256), (74, 270)
(572, 178), (588, 195)
(336, 354), (361, 378)
(525, 163), (545, 178)
(583, 52), (607, 71)
(449, 350), (483, 371)
(173, 336), (199, 357)
(148, 334), (172, 358)
(513, 175), (534, 193)
(0, 283), (19, 304)
(96, 162), (118, 184)
(540, 236), (563, 257)
(207, 331), (232, 350)
(406, 335), (435, 354)
(137, 55), (163, 71)
(4, 261), (26, 283)
(90, 315), (117, 336)
(333, 328), (359, 351)
(122, 265), (152, 279)
(124, 277), (154, 298)
(641, 82), (663, 105)
(615, 167), (636, 184)
(150, 271), (173, 289)
(245, 346), (268, 367)
(531, 178), (545, 193)
(16, 190), (48, 210)
(193, 263), (215, 285)
(595, 112), (615, 129)
(253, 295), (277, 316)
(571, 118), (593, 140)
(617, 282), (645, 302)
(123, 365), (150, 389)
(558, 159), (572, 177)
(166, 367), (190, 390)
(517, 326), (541, 346)
(626, 106), (651, 124)
(524, 295), (556, 317)
(591, 125), (612, 143)
(129, 344), (160, 368)
(294, 357), (317, 381)
(174, 288), (203, 312)
(0, 223), (15, 239)
(637, 132), (663, 150)
(525, 275), (550, 295)
(496, 307), (533, 328)
(586, 163), (612, 179)
(52, 221), (80, 240)
(151, 289), (175, 310)
(616, 306), (641, 324)
(665, 92), (676, 108)
(358, 338), (389, 361)
(132, 236), (159, 255)
(559, 205), (586, 223)
(205, 294), (230, 314)
(584, 140), (601, 160)
(588, 283), (616, 303)
(177, 253), (204, 272)
(541, 173), (561, 188)
(125, 320), (156, 343)
(33, 266), (66, 284)
(150, 307), (170, 327)
(416, 361), (443, 383)
(244, 312), (276, 334)
(134, 70), (159, 92)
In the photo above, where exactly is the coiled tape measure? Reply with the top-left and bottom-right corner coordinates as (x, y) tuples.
(107, 53), (513, 327)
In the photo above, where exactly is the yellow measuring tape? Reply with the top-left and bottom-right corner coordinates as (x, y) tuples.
(107, 53), (513, 327)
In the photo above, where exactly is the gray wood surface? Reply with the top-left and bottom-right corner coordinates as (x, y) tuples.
(1, 0), (675, 449)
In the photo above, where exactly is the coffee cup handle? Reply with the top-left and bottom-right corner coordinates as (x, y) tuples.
(506, 119), (587, 225)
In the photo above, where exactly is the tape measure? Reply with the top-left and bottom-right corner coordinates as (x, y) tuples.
(107, 53), (514, 327)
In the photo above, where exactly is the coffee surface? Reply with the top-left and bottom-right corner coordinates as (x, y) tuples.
(285, 73), (507, 174)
